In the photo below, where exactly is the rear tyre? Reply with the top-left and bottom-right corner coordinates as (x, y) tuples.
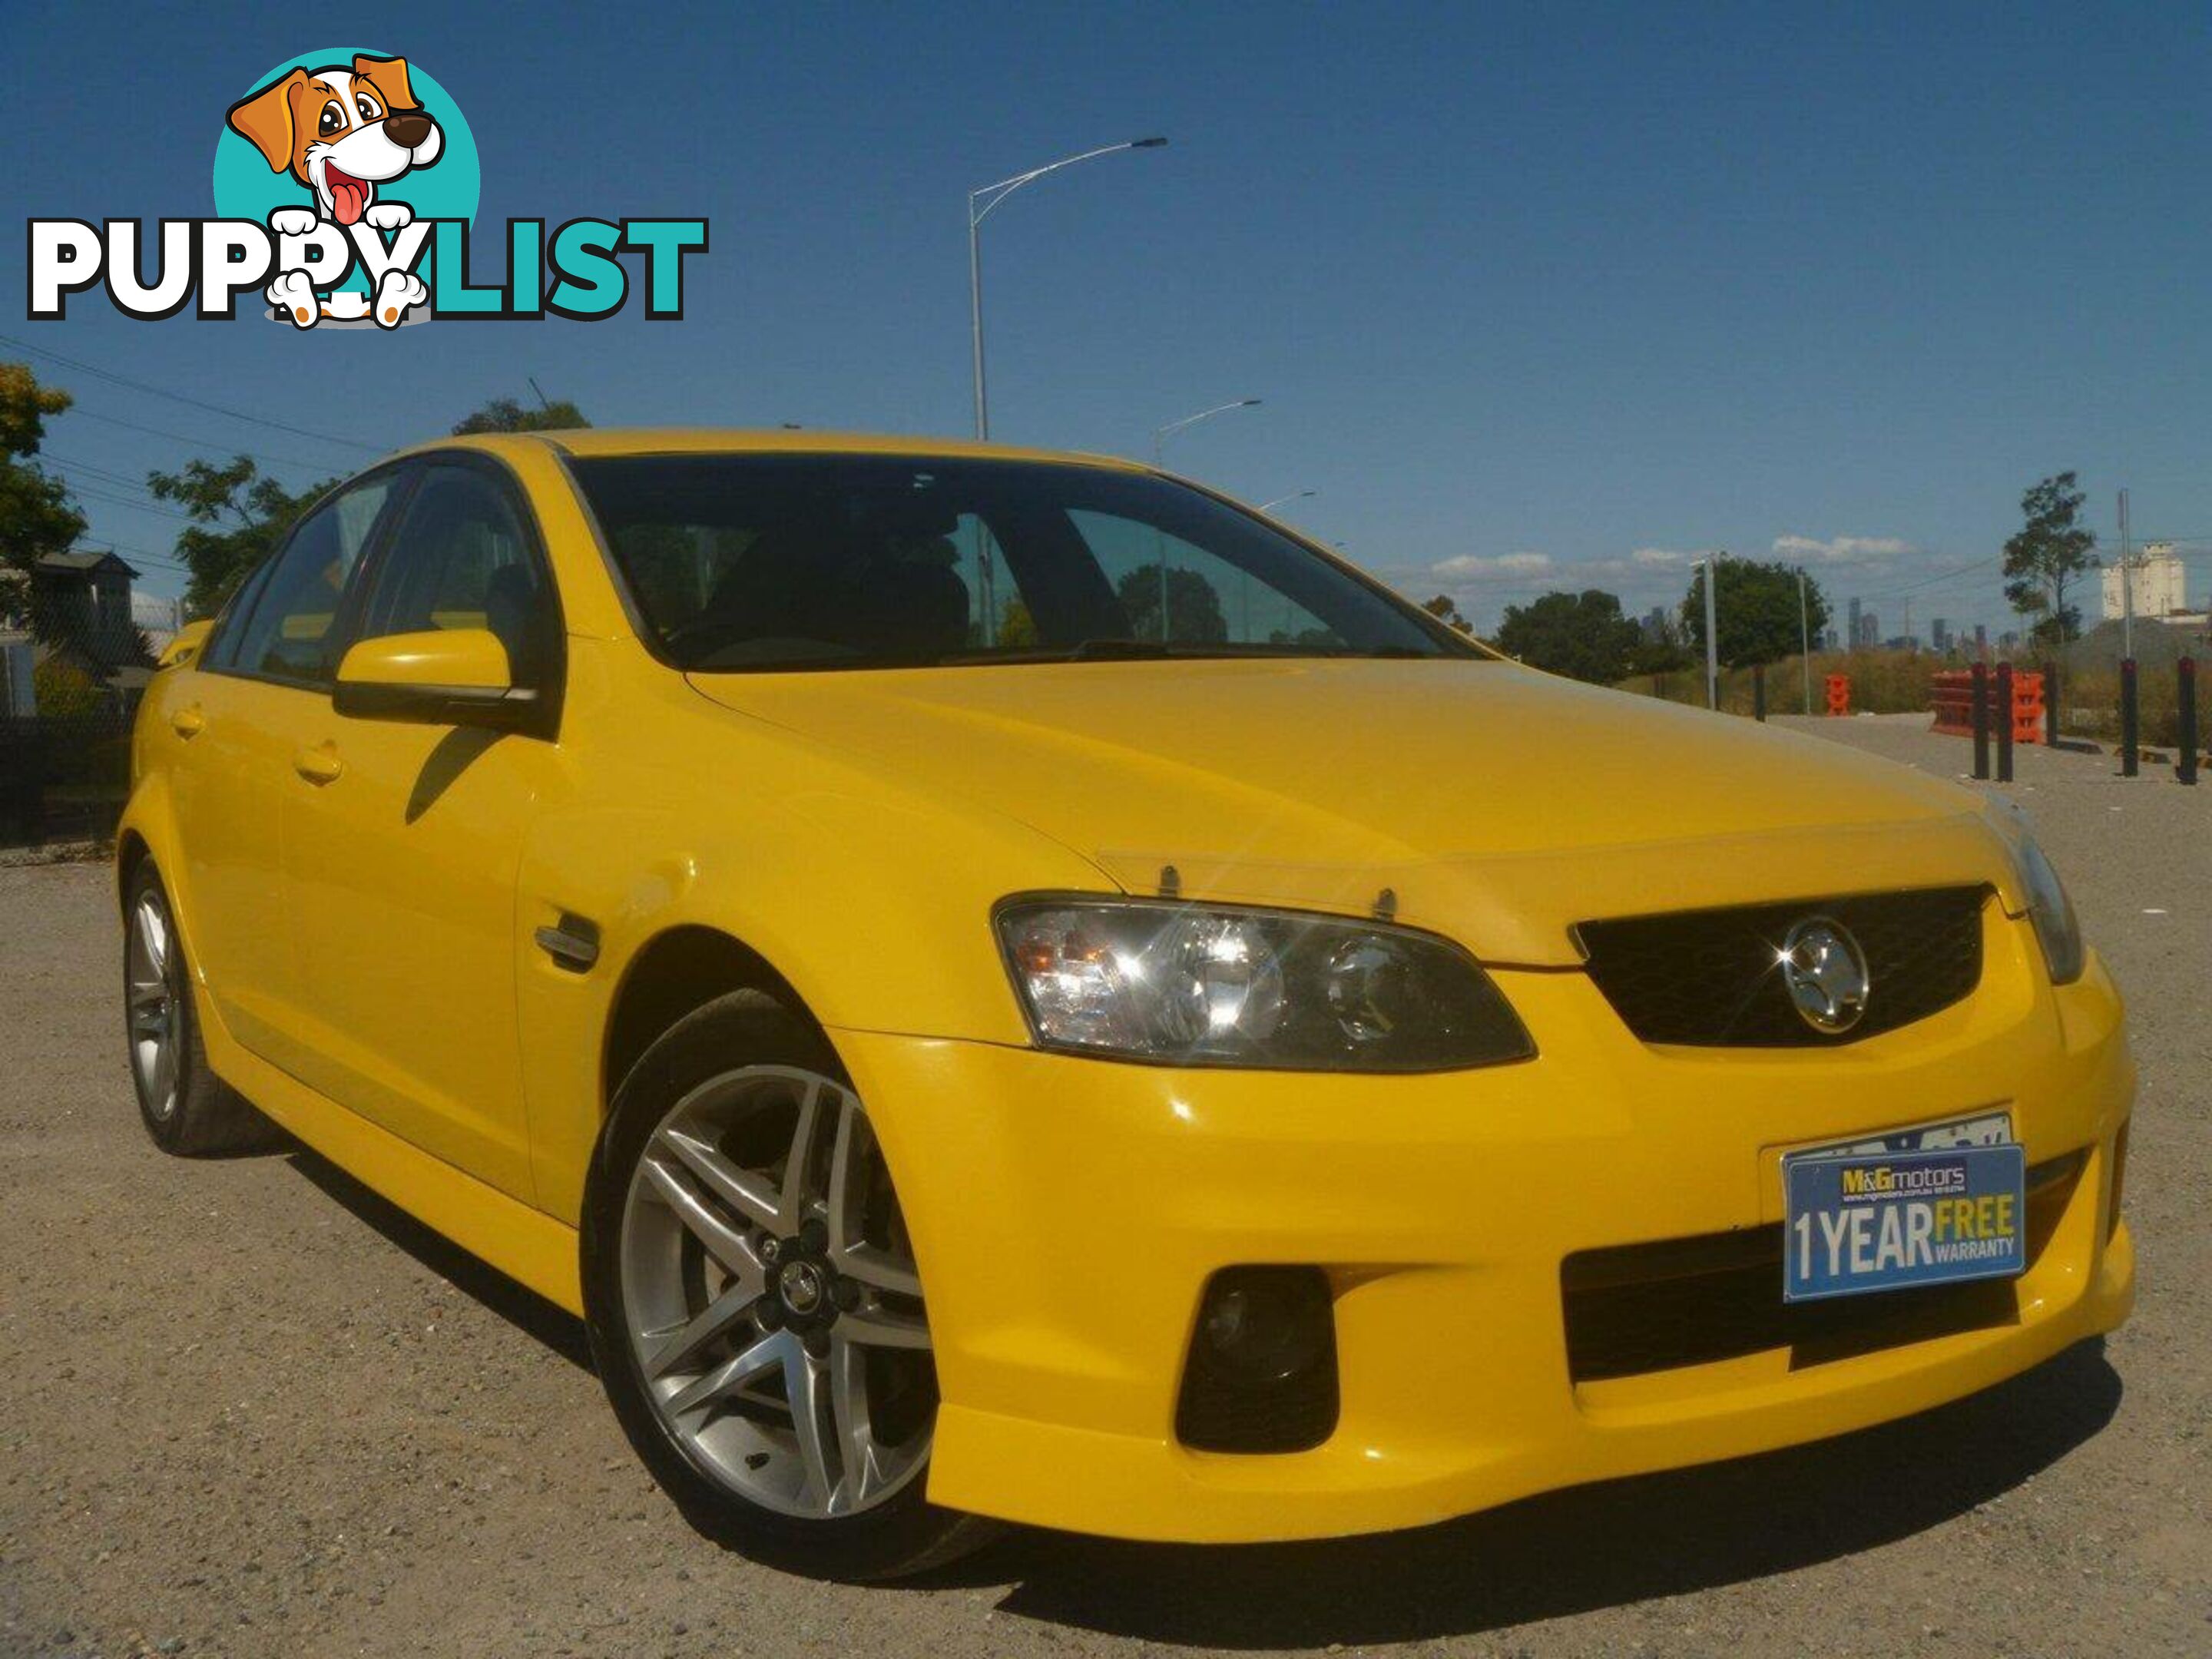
(123, 862), (280, 1157)
(582, 989), (996, 1580)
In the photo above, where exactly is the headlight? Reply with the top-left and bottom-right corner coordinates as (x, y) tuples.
(994, 898), (1535, 1071)
(1986, 806), (2085, 985)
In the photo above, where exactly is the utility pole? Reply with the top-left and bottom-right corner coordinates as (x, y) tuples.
(1797, 567), (1812, 714)
(2118, 488), (2134, 660)
(1697, 556), (1720, 710)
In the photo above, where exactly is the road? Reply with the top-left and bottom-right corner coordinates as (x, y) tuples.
(2, 714), (2205, 1657)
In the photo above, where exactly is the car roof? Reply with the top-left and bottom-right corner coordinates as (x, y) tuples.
(416, 428), (1150, 472)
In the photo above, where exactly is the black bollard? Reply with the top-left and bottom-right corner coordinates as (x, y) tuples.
(2180, 657), (2198, 786)
(1971, 661), (1990, 780)
(1995, 661), (2014, 783)
(1753, 664), (1767, 721)
(2120, 658), (2139, 777)
(2042, 660), (2061, 747)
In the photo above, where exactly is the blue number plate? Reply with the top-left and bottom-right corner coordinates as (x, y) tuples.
(1783, 1130), (2028, 1303)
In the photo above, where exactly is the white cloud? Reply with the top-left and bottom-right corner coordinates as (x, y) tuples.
(1429, 551), (1553, 578)
(1387, 532), (1922, 626)
(1771, 534), (1912, 563)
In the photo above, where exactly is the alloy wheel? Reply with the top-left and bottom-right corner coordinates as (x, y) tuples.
(126, 888), (182, 1121)
(618, 1065), (935, 1519)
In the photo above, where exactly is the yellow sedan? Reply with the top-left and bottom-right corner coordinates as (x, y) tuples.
(119, 430), (2134, 1578)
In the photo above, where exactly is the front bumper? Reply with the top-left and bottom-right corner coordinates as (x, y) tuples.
(836, 923), (2134, 1545)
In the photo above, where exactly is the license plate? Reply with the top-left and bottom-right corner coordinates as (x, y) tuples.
(1783, 1121), (2028, 1303)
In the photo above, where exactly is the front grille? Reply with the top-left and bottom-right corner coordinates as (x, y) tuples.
(1561, 1151), (2081, 1382)
(1577, 886), (1988, 1047)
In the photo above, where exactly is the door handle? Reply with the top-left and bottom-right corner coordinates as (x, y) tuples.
(292, 744), (344, 786)
(169, 706), (205, 740)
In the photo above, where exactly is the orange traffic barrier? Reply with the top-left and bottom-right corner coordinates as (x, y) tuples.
(1824, 674), (1850, 717)
(1930, 670), (1974, 737)
(1931, 667), (2043, 744)
(2010, 669), (2045, 743)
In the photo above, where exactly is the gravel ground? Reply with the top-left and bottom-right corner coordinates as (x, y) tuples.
(2, 714), (2205, 1658)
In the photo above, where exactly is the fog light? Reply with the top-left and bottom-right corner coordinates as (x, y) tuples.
(1176, 1267), (1338, 1453)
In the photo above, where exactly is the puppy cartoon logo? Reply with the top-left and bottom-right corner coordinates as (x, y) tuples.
(23, 48), (705, 329)
(226, 53), (445, 328)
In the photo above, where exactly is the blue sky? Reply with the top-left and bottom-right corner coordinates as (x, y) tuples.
(7, 1), (2210, 637)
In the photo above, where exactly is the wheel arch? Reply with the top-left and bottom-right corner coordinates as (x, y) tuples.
(600, 924), (820, 1111)
(114, 826), (152, 906)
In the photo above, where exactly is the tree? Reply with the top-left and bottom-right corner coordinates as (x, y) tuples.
(1420, 594), (1471, 633)
(1626, 629), (1694, 677)
(1494, 588), (1643, 683)
(996, 599), (1039, 647)
(2002, 472), (2093, 647)
(452, 395), (591, 435)
(32, 657), (108, 719)
(147, 457), (337, 618)
(1115, 564), (1227, 643)
(0, 362), (88, 641)
(1680, 557), (1829, 669)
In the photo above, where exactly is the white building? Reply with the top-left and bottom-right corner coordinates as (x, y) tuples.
(2101, 543), (2190, 620)
(131, 589), (185, 656)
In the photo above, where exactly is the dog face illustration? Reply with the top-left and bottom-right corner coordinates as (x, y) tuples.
(227, 55), (443, 225)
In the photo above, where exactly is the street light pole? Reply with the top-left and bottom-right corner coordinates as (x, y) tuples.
(968, 137), (1167, 442)
(1797, 566), (1812, 715)
(965, 138), (1164, 644)
(967, 214), (988, 442)
(1241, 493), (1315, 637)
(1151, 399), (1264, 469)
(1696, 555), (1720, 710)
(2118, 487), (2134, 661)
(1150, 399), (1262, 639)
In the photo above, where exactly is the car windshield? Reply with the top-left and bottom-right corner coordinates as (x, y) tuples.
(566, 453), (1475, 672)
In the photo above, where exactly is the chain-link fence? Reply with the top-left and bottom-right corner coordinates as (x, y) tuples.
(0, 710), (134, 849)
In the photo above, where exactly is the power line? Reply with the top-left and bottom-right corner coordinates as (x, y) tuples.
(1854, 555), (2004, 601)
(53, 479), (198, 522)
(58, 406), (335, 475)
(43, 451), (169, 493)
(61, 532), (190, 571)
(77, 544), (190, 573)
(0, 332), (386, 455)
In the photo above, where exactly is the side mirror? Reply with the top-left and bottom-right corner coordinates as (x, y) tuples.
(156, 618), (214, 671)
(333, 628), (537, 730)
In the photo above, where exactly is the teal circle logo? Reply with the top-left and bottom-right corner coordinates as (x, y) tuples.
(214, 48), (478, 303)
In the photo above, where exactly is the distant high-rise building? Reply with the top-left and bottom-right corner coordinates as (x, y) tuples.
(1974, 622), (1988, 655)
(1856, 609), (1881, 648)
(1847, 597), (1862, 647)
(1641, 604), (1669, 644)
(1932, 618), (1951, 653)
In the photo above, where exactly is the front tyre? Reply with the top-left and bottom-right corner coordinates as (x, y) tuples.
(581, 990), (995, 1580)
(123, 862), (280, 1157)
